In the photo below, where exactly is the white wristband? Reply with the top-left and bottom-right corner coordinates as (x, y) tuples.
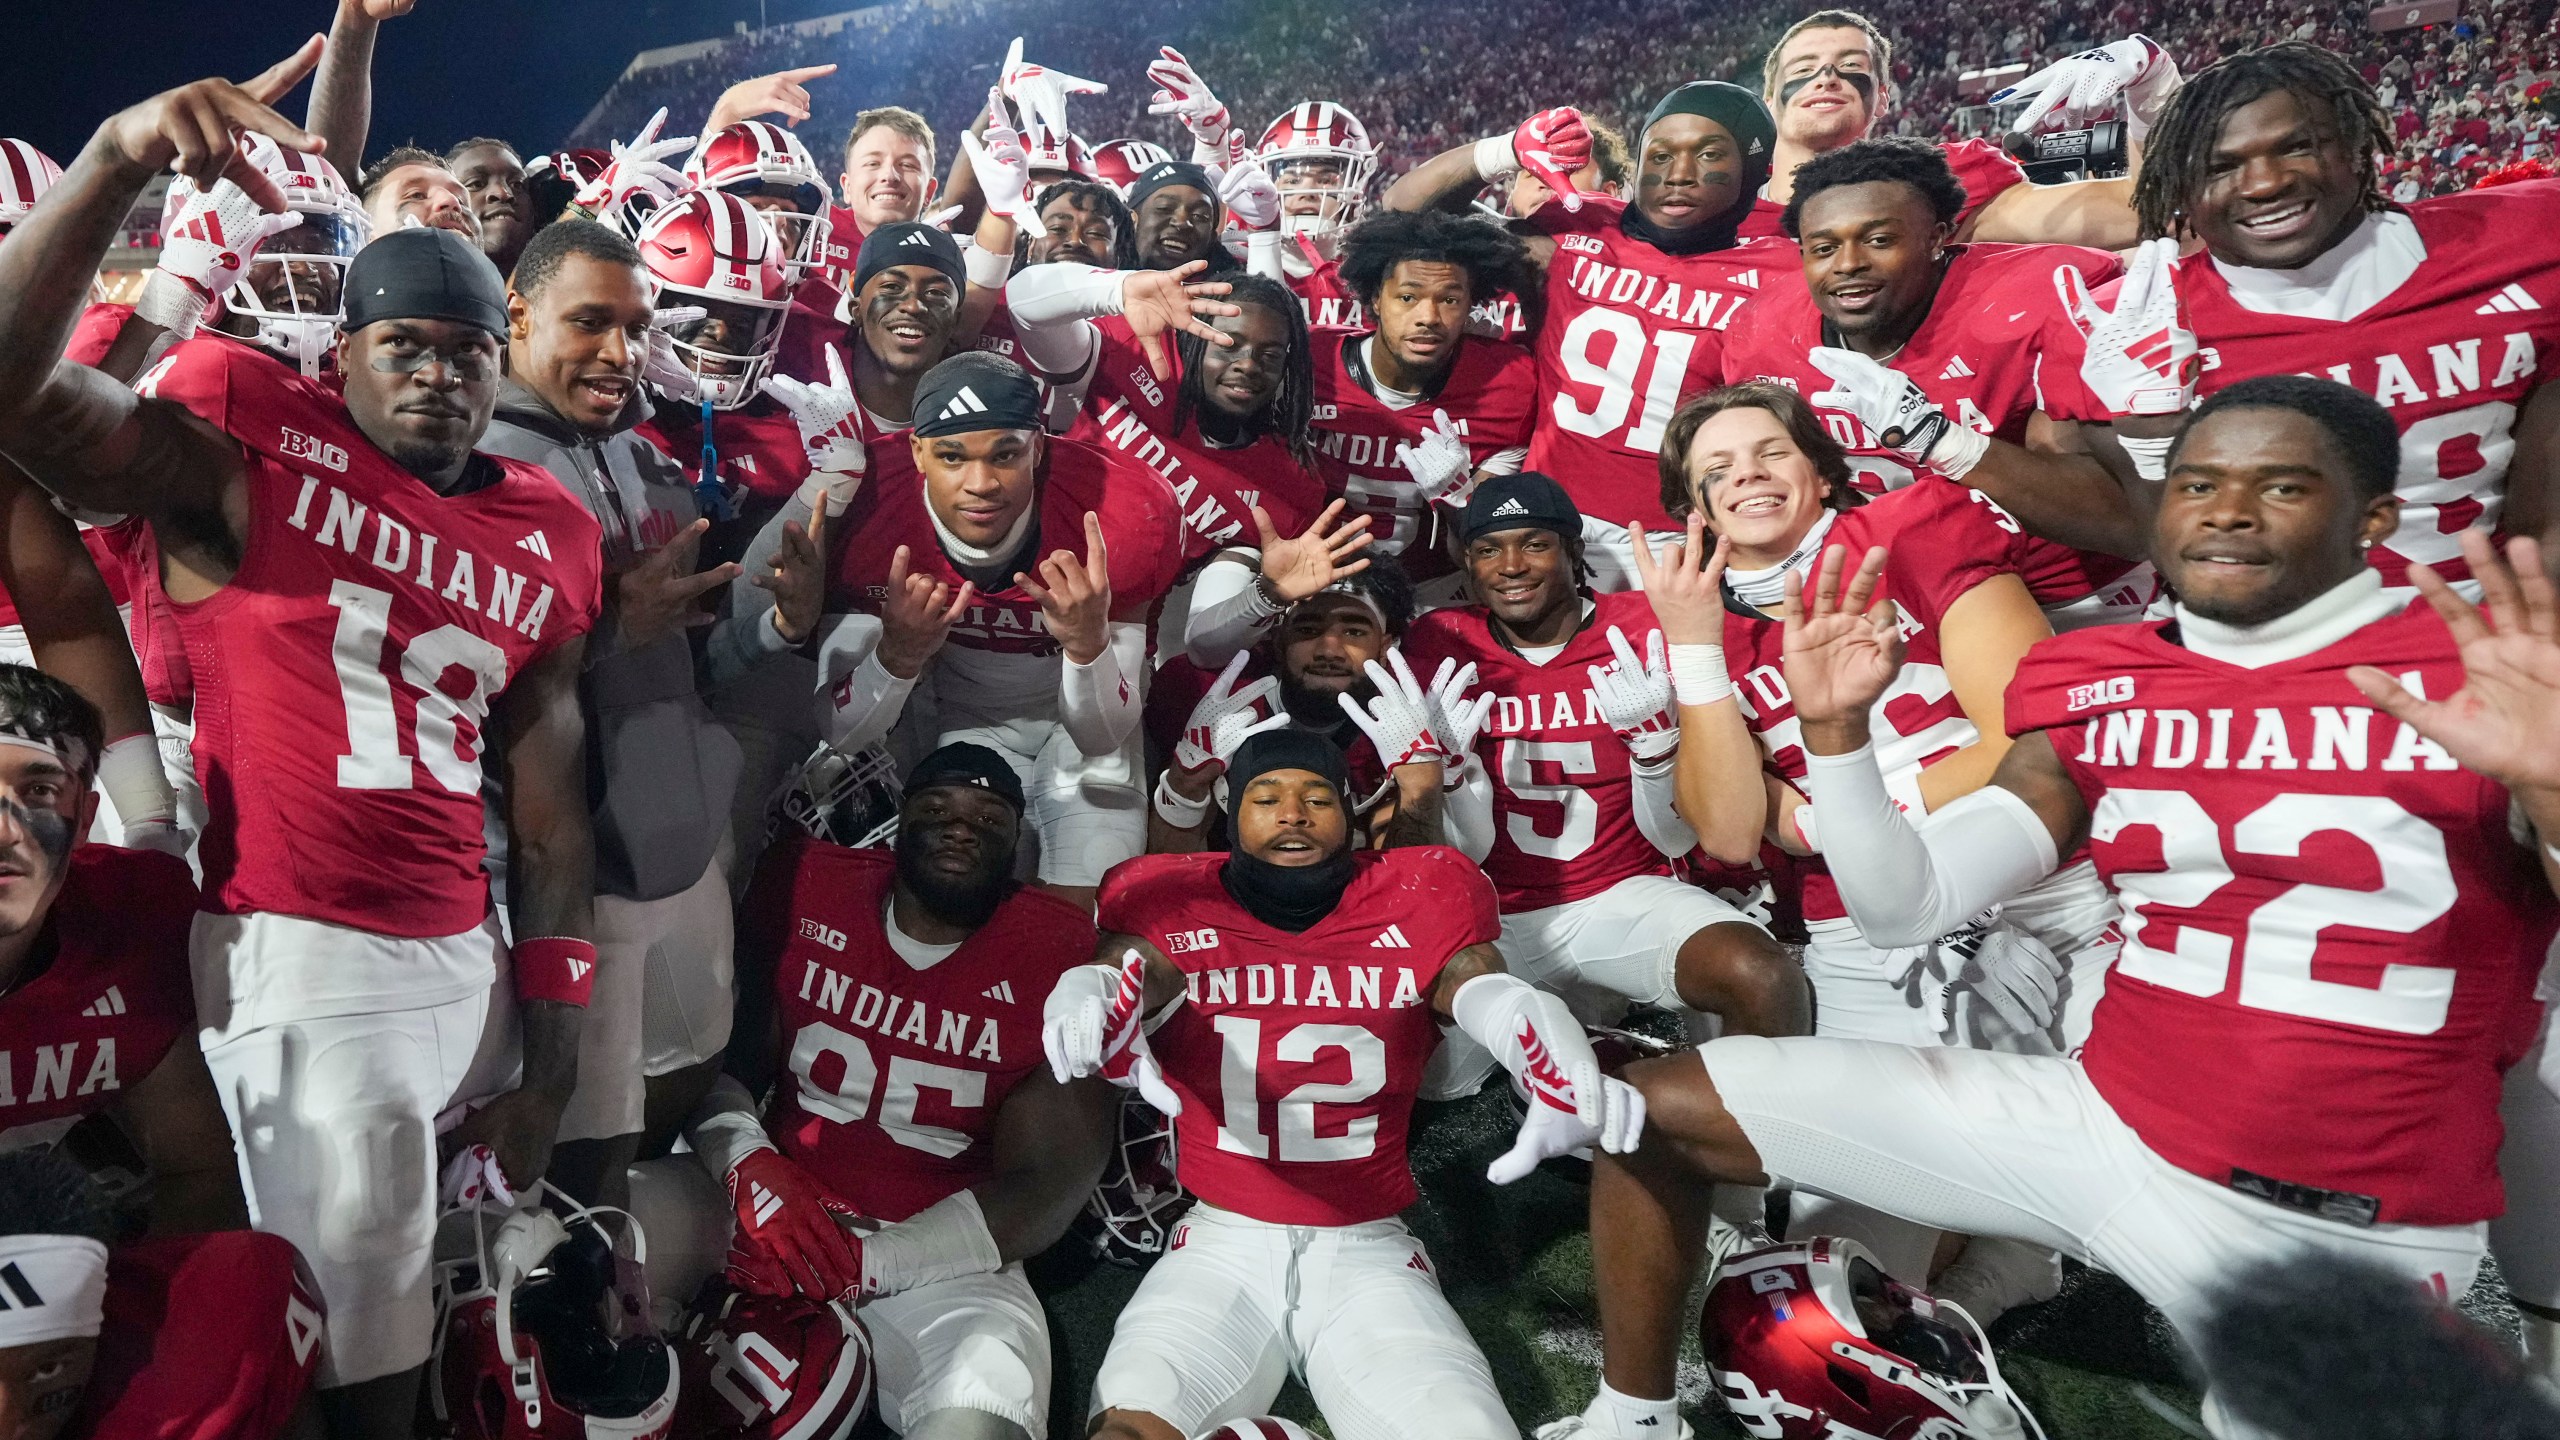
(1473, 134), (1521, 183)
(2119, 433), (2175, 484)
(962, 239), (1013, 289)
(1154, 769), (1213, 828)
(858, 1189), (1004, 1296)
(1927, 423), (1990, 482)
(96, 732), (176, 827)
(684, 1073), (779, 1180)
(1793, 802), (1819, 853)
(132, 270), (213, 340)
(1667, 643), (1734, 707)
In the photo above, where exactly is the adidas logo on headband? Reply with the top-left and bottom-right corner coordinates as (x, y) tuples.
(1491, 497), (1530, 518)
(938, 386), (990, 422)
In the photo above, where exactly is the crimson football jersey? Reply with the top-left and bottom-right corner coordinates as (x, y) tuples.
(2043, 184), (2560, 587)
(1402, 590), (1677, 911)
(1737, 139), (2028, 242)
(94, 515), (193, 709)
(744, 837), (1096, 1222)
(0, 845), (195, 1149)
(134, 336), (603, 937)
(822, 433), (1184, 730)
(1718, 244), (2151, 623)
(1069, 391), (1325, 572)
(2007, 605), (2559, 1224)
(1098, 847), (1500, 1225)
(1143, 652), (1391, 814)
(1722, 486), (2016, 921)
(80, 1229), (326, 1440)
(1306, 327), (1538, 569)
(641, 399), (812, 510)
(1285, 249), (1366, 330)
(1523, 196), (1794, 531)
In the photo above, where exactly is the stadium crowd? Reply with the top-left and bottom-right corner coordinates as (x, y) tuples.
(1, 2), (2559, 1440)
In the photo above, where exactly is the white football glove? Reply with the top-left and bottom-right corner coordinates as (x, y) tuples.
(1489, 1016), (1647, 1185)
(2058, 237), (2196, 417)
(437, 1142), (517, 1211)
(574, 107), (696, 220)
(1145, 46), (1232, 151)
(1042, 951), (1182, 1116)
(963, 86), (1037, 223)
(1338, 648), (1447, 770)
(1212, 154), (1281, 232)
(1993, 34), (2182, 141)
(1938, 918), (2064, 1039)
(1806, 346), (1990, 479)
(765, 343), (869, 517)
(1174, 652), (1289, 775)
(1511, 107), (1593, 212)
(1393, 408), (1477, 507)
(1423, 656), (1495, 760)
(999, 36), (1107, 156)
(642, 304), (709, 402)
(156, 177), (304, 304)
(1586, 625), (1680, 765)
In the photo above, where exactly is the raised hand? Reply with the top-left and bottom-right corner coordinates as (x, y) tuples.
(2351, 533), (2560, 798)
(2058, 236), (2196, 417)
(1425, 656), (1495, 763)
(1250, 500), (1373, 604)
(766, 343), (868, 516)
(1119, 259), (1241, 381)
(1213, 154), (1281, 231)
(1992, 35), (2179, 139)
(707, 63), (839, 131)
(753, 512), (825, 646)
(1017, 512), (1113, 664)
(1339, 648), (1447, 770)
(574, 107), (695, 219)
(1587, 626), (1680, 763)
(615, 517), (738, 650)
(155, 173), (306, 308)
(101, 39), (326, 209)
(962, 87), (1037, 223)
(1629, 514), (1732, 645)
(877, 544), (973, 678)
(1511, 106), (1593, 212)
(1808, 346), (1967, 468)
(1000, 36), (1107, 156)
(1172, 652), (1288, 783)
(1394, 408), (1476, 507)
(1779, 543), (1905, 732)
(1146, 46), (1232, 149)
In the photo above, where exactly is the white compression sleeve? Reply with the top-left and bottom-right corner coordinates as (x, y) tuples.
(683, 1072), (776, 1181)
(1441, 754), (1498, 863)
(1449, 972), (1599, 1078)
(1245, 229), (1285, 281)
(811, 613), (918, 754)
(1628, 756), (1697, 858)
(1003, 261), (1121, 377)
(859, 1189), (1004, 1296)
(1181, 553), (1282, 668)
(1803, 742), (2061, 946)
(1058, 621), (1149, 757)
(96, 733), (176, 827)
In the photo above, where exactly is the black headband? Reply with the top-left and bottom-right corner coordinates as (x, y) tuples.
(1127, 161), (1217, 213)
(853, 221), (967, 298)
(910, 351), (1045, 438)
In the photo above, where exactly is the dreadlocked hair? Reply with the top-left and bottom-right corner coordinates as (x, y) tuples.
(1335, 208), (1534, 313)
(1021, 179), (1139, 270)
(1172, 273), (1319, 474)
(2133, 43), (2391, 242)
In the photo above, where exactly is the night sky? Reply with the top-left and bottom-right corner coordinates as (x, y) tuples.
(1, 0), (840, 168)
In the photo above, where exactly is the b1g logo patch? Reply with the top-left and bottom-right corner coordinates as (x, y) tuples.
(798, 918), (847, 952)
(2067, 676), (2136, 712)
(1165, 927), (1221, 955)
(280, 427), (349, 473)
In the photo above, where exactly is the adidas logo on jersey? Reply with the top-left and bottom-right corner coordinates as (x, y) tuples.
(938, 385), (990, 422)
(982, 980), (1017, 1004)
(79, 987), (126, 1018)
(1370, 924), (1413, 949)
(516, 530), (552, 560)
(1490, 497), (1530, 518)
(2477, 283), (2541, 315)
(1940, 356), (1976, 379)
(898, 229), (934, 248)
(749, 1182), (783, 1226)
(1730, 270), (1760, 289)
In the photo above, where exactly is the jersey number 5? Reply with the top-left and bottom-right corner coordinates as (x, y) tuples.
(788, 1020), (988, 1158)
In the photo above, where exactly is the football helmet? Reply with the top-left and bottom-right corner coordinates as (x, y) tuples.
(1023, 127), (1094, 183)
(1701, 1237), (2045, 1440)
(1087, 138), (1174, 197)
(776, 744), (903, 850)
(1079, 1091), (1192, 1267)
(636, 189), (793, 409)
(0, 138), (62, 233)
(1256, 103), (1377, 241)
(161, 132), (371, 375)
(431, 1189), (681, 1440)
(687, 122), (836, 282)
(674, 1283), (874, 1440)
(1195, 1422), (1320, 1440)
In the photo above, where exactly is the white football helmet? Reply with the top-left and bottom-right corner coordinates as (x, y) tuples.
(162, 132), (372, 375)
(1256, 103), (1378, 241)
(687, 121), (837, 283)
(776, 744), (903, 850)
(0, 138), (63, 233)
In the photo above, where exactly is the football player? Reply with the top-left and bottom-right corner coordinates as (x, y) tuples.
(2052, 44), (2560, 600)
(1252, 101), (1383, 326)
(1554, 376), (2560, 1438)
(1383, 82), (1791, 591)
(1722, 137), (2158, 627)
(826, 106), (940, 290)
(1303, 210), (1539, 597)
(444, 138), (537, 278)
(1401, 475), (1808, 1069)
(0, 58), (606, 1436)
(1052, 728), (1645, 1440)
(1746, 8), (2173, 249)
(355, 147), (478, 243)
(1128, 160), (1243, 274)
(1023, 178), (1137, 270)
(683, 742), (1118, 1440)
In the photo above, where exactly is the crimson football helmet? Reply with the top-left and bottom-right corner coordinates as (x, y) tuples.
(1087, 138), (1174, 197)
(636, 188), (793, 409)
(431, 1190), (680, 1440)
(1023, 126), (1095, 183)
(1701, 1237), (2045, 1440)
(160, 133), (370, 375)
(776, 743), (903, 850)
(1256, 103), (1377, 241)
(687, 122), (836, 282)
(0, 138), (62, 234)
(1194, 1422), (1319, 1440)
(674, 1284), (875, 1440)
(1079, 1091), (1192, 1267)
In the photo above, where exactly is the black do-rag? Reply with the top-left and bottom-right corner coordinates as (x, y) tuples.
(343, 226), (510, 337)
(1127, 160), (1218, 215)
(910, 351), (1045, 438)
(852, 221), (968, 298)
(1220, 728), (1356, 933)
(903, 740), (1026, 812)
(1625, 80), (1778, 255)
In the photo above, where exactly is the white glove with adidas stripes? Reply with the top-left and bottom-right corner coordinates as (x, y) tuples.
(1807, 346), (1988, 480)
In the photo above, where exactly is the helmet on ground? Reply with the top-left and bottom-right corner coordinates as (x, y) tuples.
(674, 1283), (875, 1440)
(777, 744), (903, 850)
(1078, 1091), (1192, 1267)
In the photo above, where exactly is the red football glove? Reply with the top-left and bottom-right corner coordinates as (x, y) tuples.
(725, 1148), (865, 1301)
(1513, 107), (1593, 212)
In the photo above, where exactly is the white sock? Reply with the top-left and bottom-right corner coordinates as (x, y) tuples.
(1591, 1382), (1681, 1436)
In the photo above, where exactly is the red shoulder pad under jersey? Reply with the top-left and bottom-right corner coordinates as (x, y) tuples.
(1070, 391), (1326, 571)
(0, 846), (198, 1149)
(133, 334), (605, 937)
(2002, 604), (2557, 1225)
(1942, 139), (2028, 230)
(1401, 591), (1678, 910)
(749, 835), (1098, 1222)
(80, 1230), (324, 1440)
(67, 301), (136, 369)
(1287, 251), (1366, 330)
(1521, 195), (1794, 531)
(1305, 326), (1538, 570)
(1100, 847), (1496, 1225)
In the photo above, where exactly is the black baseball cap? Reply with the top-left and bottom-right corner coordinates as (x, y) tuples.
(1461, 471), (1583, 545)
(342, 226), (510, 337)
(902, 741), (1026, 811)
